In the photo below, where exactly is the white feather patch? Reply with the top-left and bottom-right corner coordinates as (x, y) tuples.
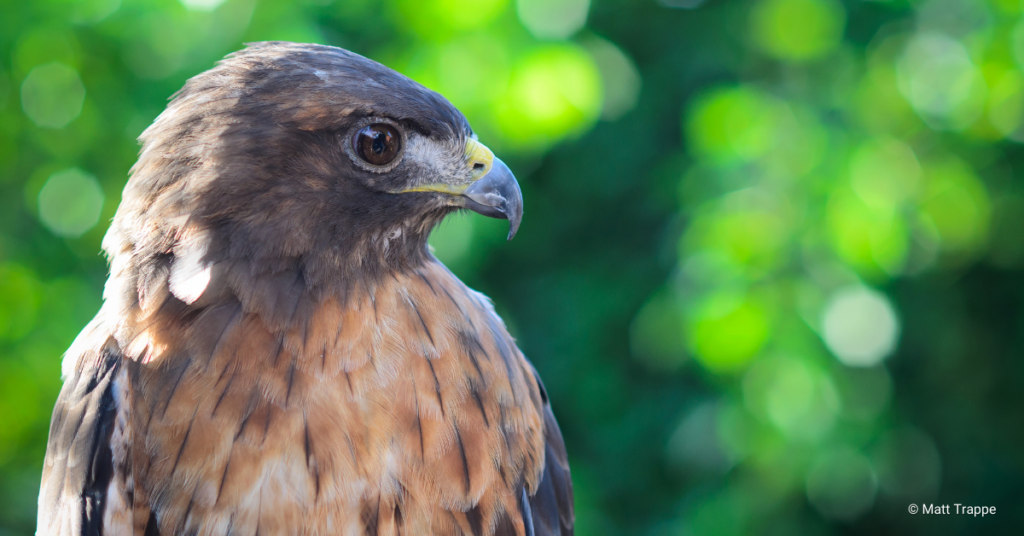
(169, 229), (212, 305)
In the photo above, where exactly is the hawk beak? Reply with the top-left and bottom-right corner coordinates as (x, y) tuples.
(461, 139), (522, 240)
(463, 157), (523, 240)
(398, 139), (524, 240)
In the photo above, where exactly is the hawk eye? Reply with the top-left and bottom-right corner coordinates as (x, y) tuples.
(353, 124), (401, 166)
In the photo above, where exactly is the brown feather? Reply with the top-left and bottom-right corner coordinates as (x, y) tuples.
(102, 261), (547, 535)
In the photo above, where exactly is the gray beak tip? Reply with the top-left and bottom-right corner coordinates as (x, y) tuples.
(463, 157), (524, 241)
(507, 217), (520, 241)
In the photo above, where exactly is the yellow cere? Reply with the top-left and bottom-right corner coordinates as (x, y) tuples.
(464, 138), (494, 180)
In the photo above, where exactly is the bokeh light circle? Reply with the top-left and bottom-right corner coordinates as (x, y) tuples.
(806, 446), (878, 521)
(751, 0), (846, 62)
(584, 37), (641, 121)
(20, 62), (86, 129)
(743, 356), (840, 440)
(897, 32), (986, 130)
(686, 87), (779, 165)
(849, 138), (921, 210)
(38, 168), (105, 238)
(821, 286), (900, 367)
(690, 294), (770, 374)
(495, 45), (602, 148)
(873, 427), (942, 501)
(516, 0), (590, 40)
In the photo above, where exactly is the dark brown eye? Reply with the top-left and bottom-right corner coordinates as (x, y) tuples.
(353, 124), (401, 166)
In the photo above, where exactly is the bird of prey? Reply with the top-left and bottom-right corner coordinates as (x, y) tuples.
(37, 42), (573, 536)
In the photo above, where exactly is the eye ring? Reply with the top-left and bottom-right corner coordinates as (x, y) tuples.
(351, 123), (402, 168)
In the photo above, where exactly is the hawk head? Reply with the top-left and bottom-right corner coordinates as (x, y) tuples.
(104, 42), (521, 312)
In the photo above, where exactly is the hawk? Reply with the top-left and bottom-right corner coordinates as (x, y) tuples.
(37, 42), (573, 536)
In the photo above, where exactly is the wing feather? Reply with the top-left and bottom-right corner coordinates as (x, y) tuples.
(527, 405), (574, 536)
(38, 331), (124, 536)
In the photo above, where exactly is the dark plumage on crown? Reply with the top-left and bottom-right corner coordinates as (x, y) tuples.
(102, 42), (476, 320)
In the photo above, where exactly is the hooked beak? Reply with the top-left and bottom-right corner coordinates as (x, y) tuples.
(396, 139), (524, 240)
(462, 157), (523, 240)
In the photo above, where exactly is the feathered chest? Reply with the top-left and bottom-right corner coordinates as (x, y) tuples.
(102, 261), (547, 535)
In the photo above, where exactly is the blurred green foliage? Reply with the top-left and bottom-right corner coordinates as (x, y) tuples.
(1, 0), (1024, 534)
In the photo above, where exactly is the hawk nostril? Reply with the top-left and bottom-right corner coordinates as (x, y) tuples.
(473, 162), (485, 170)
